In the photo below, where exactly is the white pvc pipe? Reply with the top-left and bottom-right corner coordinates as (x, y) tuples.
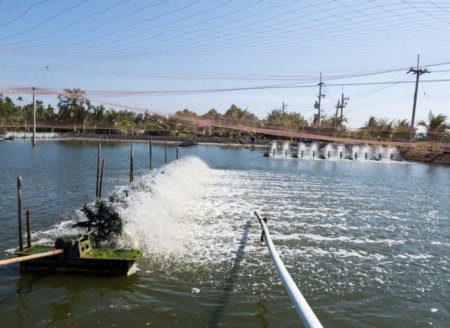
(255, 211), (323, 328)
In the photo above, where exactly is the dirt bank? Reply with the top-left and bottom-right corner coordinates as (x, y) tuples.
(62, 133), (450, 165)
(401, 145), (450, 165)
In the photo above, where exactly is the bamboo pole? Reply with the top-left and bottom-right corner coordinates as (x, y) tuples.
(96, 143), (102, 198)
(17, 177), (23, 252)
(130, 141), (134, 182)
(32, 87), (36, 147)
(26, 210), (32, 248)
(0, 249), (64, 266)
(164, 139), (167, 164)
(99, 159), (105, 198)
(149, 138), (152, 170)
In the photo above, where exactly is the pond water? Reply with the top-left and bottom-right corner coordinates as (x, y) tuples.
(0, 139), (449, 327)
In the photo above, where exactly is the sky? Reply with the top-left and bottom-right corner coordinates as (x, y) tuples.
(1, 0), (450, 129)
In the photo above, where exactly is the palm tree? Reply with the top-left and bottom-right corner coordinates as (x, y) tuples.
(266, 109), (308, 130)
(202, 108), (222, 121)
(57, 88), (91, 124)
(224, 105), (246, 123)
(16, 96), (23, 108)
(90, 105), (106, 126)
(223, 105), (257, 137)
(284, 112), (307, 130)
(0, 96), (18, 123)
(225, 105), (257, 125)
(176, 109), (197, 117)
(393, 119), (410, 140)
(377, 118), (395, 139)
(418, 111), (449, 140)
(266, 109), (284, 128)
(364, 116), (378, 130)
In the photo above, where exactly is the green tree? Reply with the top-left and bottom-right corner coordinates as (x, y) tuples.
(364, 116), (378, 130)
(202, 108), (222, 121)
(35, 100), (55, 123)
(266, 109), (308, 130)
(0, 96), (19, 124)
(90, 105), (106, 125)
(418, 111), (449, 140)
(377, 118), (394, 139)
(392, 119), (410, 140)
(224, 105), (256, 124)
(223, 105), (257, 137)
(176, 108), (198, 117)
(57, 88), (91, 124)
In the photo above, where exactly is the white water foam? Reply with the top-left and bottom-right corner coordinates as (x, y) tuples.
(116, 156), (213, 260)
(14, 156), (251, 267)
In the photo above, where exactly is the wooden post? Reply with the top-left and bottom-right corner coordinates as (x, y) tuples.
(96, 143), (101, 198)
(26, 210), (32, 248)
(149, 138), (152, 170)
(164, 139), (168, 164)
(130, 142), (134, 182)
(32, 87), (36, 147)
(17, 177), (23, 252)
(99, 159), (105, 198)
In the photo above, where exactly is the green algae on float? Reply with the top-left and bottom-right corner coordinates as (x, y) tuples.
(17, 233), (141, 275)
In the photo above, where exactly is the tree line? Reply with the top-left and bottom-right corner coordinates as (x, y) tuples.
(0, 88), (448, 141)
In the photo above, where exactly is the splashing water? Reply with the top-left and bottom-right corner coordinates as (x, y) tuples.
(116, 157), (262, 268)
(25, 156), (256, 269)
(115, 157), (213, 260)
(281, 141), (289, 157)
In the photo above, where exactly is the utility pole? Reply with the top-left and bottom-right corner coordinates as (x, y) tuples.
(339, 88), (349, 123)
(408, 54), (429, 140)
(32, 87), (36, 147)
(314, 72), (325, 126)
(282, 101), (288, 112)
(334, 100), (340, 131)
(334, 87), (349, 132)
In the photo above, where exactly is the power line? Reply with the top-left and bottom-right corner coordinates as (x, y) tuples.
(2, 0), (134, 46)
(2, 1), (450, 92)
(0, 0), (89, 41)
(5, 0), (170, 47)
(3, 0), (450, 75)
(83, 1), (450, 59)
(0, 0), (49, 28)
(3, 77), (450, 98)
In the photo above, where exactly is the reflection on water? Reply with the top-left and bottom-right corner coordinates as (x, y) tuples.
(209, 221), (251, 327)
(256, 300), (270, 328)
(13, 273), (139, 326)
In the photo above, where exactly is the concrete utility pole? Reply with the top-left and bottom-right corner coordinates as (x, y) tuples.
(339, 88), (349, 123)
(334, 87), (349, 132)
(334, 100), (340, 130)
(32, 87), (36, 147)
(408, 54), (429, 140)
(314, 73), (325, 126)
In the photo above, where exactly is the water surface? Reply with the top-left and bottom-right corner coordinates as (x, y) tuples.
(0, 140), (449, 327)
